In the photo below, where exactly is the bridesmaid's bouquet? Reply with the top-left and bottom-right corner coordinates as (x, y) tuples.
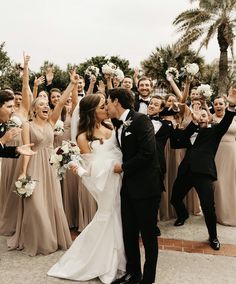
(101, 61), (117, 76)
(85, 65), (100, 78)
(6, 116), (22, 130)
(113, 68), (124, 81)
(197, 84), (213, 100)
(50, 140), (82, 180)
(165, 67), (179, 81)
(15, 176), (38, 198)
(54, 120), (64, 136)
(180, 63), (199, 80)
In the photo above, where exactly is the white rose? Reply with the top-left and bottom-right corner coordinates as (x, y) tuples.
(61, 143), (69, 154)
(10, 116), (22, 127)
(17, 187), (27, 195)
(15, 180), (23, 188)
(114, 68), (124, 81)
(186, 63), (199, 76)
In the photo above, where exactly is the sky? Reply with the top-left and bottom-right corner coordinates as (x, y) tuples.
(1, 0), (221, 72)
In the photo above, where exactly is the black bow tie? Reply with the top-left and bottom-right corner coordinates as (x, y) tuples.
(112, 118), (123, 129)
(150, 116), (162, 121)
(78, 93), (84, 97)
(139, 99), (149, 106)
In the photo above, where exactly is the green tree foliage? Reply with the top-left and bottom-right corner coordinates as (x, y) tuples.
(0, 42), (22, 90)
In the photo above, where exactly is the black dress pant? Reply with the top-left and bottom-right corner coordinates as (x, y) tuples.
(121, 193), (160, 284)
(171, 170), (217, 239)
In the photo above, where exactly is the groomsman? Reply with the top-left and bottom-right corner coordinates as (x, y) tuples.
(107, 88), (162, 284)
(171, 89), (236, 250)
(0, 90), (35, 157)
(134, 76), (153, 114)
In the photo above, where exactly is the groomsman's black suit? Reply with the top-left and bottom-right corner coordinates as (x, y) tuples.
(0, 124), (20, 158)
(117, 109), (162, 284)
(171, 109), (235, 240)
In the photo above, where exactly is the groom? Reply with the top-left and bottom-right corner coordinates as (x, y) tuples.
(107, 88), (162, 284)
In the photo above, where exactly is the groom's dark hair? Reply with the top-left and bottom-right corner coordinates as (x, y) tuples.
(108, 88), (134, 109)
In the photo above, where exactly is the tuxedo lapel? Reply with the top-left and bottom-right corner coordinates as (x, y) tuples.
(115, 128), (121, 148)
(121, 110), (135, 147)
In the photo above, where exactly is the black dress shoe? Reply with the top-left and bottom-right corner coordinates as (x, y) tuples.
(174, 216), (189, 226)
(111, 273), (141, 284)
(209, 237), (220, 250)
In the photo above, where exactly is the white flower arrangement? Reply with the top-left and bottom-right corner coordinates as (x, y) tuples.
(101, 62), (117, 75)
(123, 117), (133, 129)
(197, 84), (212, 99)
(6, 116), (22, 130)
(54, 120), (64, 136)
(114, 68), (125, 81)
(185, 63), (199, 76)
(50, 140), (82, 180)
(85, 65), (100, 78)
(165, 67), (179, 81)
(15, 176), (38, 198)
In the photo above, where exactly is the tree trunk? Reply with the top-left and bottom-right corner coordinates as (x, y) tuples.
(217, 23), (229, 96)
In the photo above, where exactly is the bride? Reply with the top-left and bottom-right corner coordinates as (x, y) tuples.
(47, 93), (126, 283)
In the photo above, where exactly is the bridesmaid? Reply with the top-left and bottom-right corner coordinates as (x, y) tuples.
(213, 96), (236, 226)
(0, 53), (31, 235)
(7, 72), (78, 256)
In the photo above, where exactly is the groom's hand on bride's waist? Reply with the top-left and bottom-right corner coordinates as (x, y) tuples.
(114, 163), (123, 174)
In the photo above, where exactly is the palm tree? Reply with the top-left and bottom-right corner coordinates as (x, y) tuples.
(141, 45), (204, 91)
(173, 0), (236, 95)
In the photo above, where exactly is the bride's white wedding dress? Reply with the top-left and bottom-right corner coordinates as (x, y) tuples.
(47, 132), (126, 283)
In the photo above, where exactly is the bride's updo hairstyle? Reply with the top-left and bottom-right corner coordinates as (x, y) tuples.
(78, 94), (112, 141)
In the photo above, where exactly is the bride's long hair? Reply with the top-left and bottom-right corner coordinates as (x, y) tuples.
(78, 94), (112, 141)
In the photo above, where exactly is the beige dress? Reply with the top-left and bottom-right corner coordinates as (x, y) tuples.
(0, 115), (26, 236)
(7, 121), (72, 256)
(213, 115), (236, 226)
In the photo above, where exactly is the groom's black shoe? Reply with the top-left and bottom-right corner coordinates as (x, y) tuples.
(174, 215), (189, 226)
(209, 237), (220, 250)
(111, 273), (142, 284)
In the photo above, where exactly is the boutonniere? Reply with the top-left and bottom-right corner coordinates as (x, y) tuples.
(123, 117), (133, 129)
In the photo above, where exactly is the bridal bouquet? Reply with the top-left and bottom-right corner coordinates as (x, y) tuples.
(54, 120), (64, 136)
(197, 84), (212, 99)
(165, 67), (179, 81)
(85, 65), (100, 78)
(50, 140), (82, 180)
(101, 62), (117, 75)
(6, 116), (22, 130)
(15, 176), (38, 198)
(114, 68), (124, 81)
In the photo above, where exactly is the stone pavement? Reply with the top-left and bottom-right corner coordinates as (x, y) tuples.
(0, 215), (236, 284)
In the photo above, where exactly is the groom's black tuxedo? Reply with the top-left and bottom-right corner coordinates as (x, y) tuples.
(116, 109), (161, 284)
(171, 109), (235, 239)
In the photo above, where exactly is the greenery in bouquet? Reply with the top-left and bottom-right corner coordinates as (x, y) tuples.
(15, 176), (38, 198)
(50, 140), (82, 180)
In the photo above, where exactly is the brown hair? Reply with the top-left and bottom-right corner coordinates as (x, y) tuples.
(78, 94), (112, 141)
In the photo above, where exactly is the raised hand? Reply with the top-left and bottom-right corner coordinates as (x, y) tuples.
(97, 80), (106, 93)
(23, 52), (30, 65)
(34, 75), (45, 87)
(69, 68), (79, 85)
(45, 67), (54, 84)
(225, 87), (236, 106)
